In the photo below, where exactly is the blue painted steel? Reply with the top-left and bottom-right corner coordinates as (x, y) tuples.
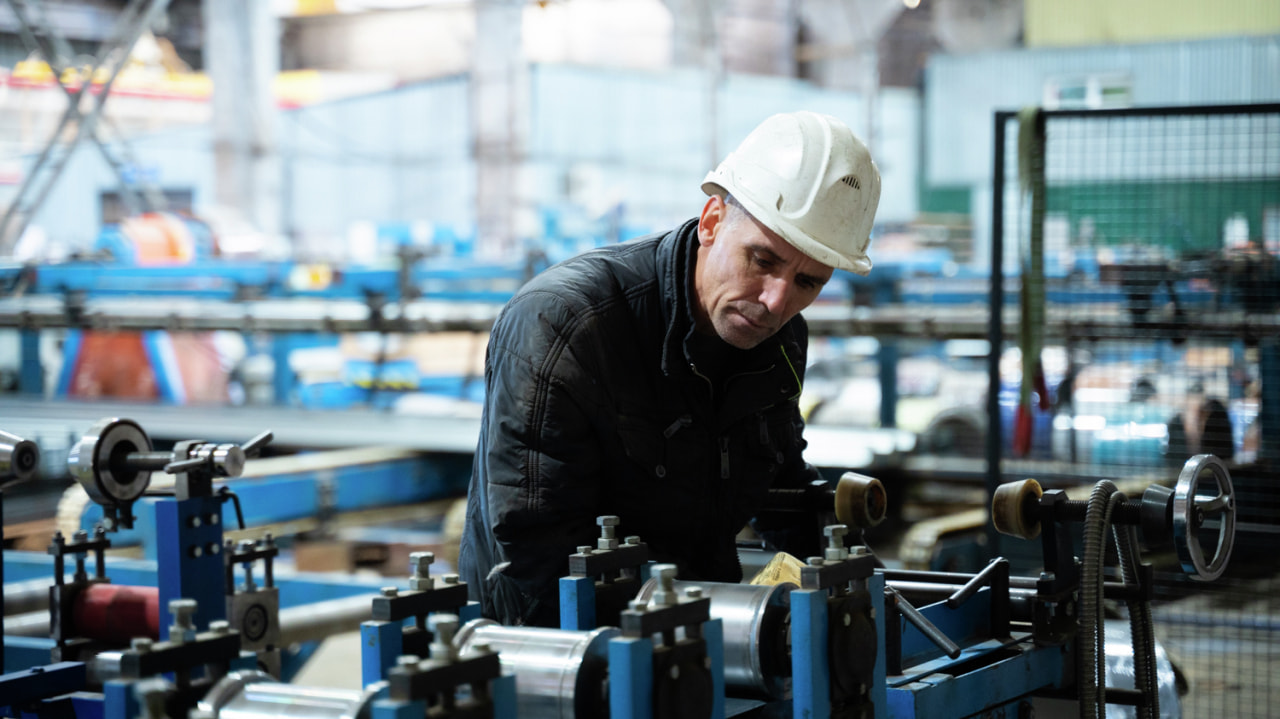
(898, 588), (991, 668)
(19, 329), (41, 394)
(704, 617), (726, 719)
(459, 601), (481, 623)
(885, 638), (1065, 718)
(869, 573), (887, 719)
(559, 576), (596, 630)
(362, 621), (404, 686)
(71, 693), (105, 719)
(4, 551), (398, 607)
(3, 637), (55, 673)
(280, 640), (323, 683)
(372, 698), (427, 719)
(70, 454), (468, 551)
(791, 589), (831, 719)
(140, 331), (181, 403)
(53, 330), (82, 396)
(0, 662), (86, 710)
(609, 636), (654, 719)
(154, 496), (227, 637)
(102, 680), (137, 719)
(491, 674), (517, 718)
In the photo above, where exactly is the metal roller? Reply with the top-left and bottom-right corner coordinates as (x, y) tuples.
(452, 618), (617, 719)
(73, 583), (161, 643)
(195, 670), (381, 719)
(635, 578), (793, 700)
(0, 428), (40, 487)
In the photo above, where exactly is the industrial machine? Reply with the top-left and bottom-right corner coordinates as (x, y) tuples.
(2, 414), (1238, 719)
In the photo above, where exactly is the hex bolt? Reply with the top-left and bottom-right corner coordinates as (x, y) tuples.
(396, 654), (421, 668)
(381, 587), (399, 597)
(629, 599), (648, 613)
(168, 598), (198, 644)
(210, 620), (231, 635)
(74, 530), (88, 543)
(807, 556), (825, 567)
(442, 574), (460, 585)
(597, 515), (621, 550)
(684, 586), (703, 600)
(577, 545), (593, 555)
(624, 536), (642, 546)
(428, 614), (460, 662)
(409, 552), (434, 591)
(823, 525), (850, 562)
(131, 637), (153, 652)
(207, 542), (221, 555)
(651, 564), (678, 606)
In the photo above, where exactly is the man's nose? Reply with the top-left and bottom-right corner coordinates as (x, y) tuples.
(759, 276), (791, 316)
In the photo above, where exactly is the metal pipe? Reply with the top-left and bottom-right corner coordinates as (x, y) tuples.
(453, 619), (616, 719)
(635, 579), (793, 700)
(885, 580), (1036, 623)
(196, 670), (381, 719)
(276, 595), (379, 646)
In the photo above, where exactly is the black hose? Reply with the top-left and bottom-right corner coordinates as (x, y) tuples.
(1114, 519), (1159, 719)
(1079, 480), (1119, 719)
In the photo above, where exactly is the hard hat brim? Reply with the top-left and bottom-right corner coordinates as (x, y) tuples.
(702, 177), (873, 277)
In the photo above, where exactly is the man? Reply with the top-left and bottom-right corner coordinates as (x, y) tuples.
(459, 111), (881, 626)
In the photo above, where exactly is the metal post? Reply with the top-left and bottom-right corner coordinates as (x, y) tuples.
(987, 112), (1010, 560)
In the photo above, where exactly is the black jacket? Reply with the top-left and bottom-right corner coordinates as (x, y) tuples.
(458, 219), (821, 626)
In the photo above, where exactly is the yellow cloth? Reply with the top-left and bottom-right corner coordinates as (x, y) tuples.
(749, 551), (806, 586)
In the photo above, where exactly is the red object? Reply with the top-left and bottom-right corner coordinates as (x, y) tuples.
(1013, 405), (1033, 457)
(72, 584), (160, 643)
(1034, 367), (1051, 411)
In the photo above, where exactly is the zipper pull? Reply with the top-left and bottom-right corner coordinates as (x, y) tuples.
(720, 436), (730, 479)
(664, 415), (693, 438)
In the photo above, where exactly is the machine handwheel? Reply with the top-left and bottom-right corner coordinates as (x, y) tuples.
(1172, 454), (1236, 582)
(66, 417), (153, 507)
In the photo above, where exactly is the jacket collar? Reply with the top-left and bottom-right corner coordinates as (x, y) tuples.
(655, 219), (805, 404)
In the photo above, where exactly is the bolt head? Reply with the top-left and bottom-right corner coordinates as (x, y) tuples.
(577, 545), (593, 555)
(624, 536), (642, 545)
(628, 599), (648, 613)
(169, 598), (197, 614)
(381, 587), (399, 597)
(597, 515), (621, 527)
(396, 655), (421, 668)
(684, 586), (703, 599)
(824, 524), (849, 539)
(210, 620), (231, 635)
(442, 574), (459, 585)
(131, 637), (153, 652)
(409, 552), (435, 576)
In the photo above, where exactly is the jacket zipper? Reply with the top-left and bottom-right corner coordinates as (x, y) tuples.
(719, 436), (730, 479)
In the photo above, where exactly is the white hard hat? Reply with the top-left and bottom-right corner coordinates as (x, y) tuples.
(702, 111), (881, 276)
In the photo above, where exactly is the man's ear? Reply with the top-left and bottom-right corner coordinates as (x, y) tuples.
(697, 194), (727, 247)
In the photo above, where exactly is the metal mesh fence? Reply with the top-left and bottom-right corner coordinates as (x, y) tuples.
(992, 104), (1280, 719)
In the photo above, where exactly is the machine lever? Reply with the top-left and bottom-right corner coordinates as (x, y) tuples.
(889, 587), (962, 659)
(241, 431), (274, 457)
(945, 558), (1009, 609)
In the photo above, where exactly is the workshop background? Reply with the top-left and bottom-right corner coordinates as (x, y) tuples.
(0, 1), (1278, 717)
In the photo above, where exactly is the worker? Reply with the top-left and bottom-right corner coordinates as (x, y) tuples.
(458, 111), (882, 626)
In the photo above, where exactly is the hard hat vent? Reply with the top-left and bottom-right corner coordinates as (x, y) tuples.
(840, 175), (861, 190)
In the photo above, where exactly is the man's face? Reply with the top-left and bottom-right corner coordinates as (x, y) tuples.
(693, 195), (834, 350)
